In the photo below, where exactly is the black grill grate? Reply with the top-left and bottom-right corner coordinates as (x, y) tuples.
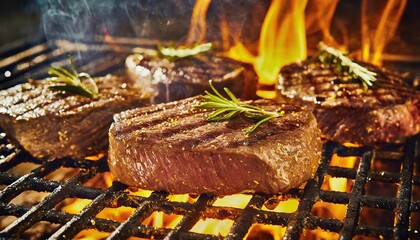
(0, 39), (419, 239)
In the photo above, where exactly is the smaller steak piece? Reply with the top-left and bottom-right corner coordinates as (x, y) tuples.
(278, 61), (420, 146)
(0, 75), (150, 159)
(125, 53), (257, 103)
(108, 96), (322, 195)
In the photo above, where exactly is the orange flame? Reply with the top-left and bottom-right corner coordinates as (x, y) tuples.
(224, 0), (308, 98)
(361, 0), (407, 65)
(256, 0), (307, 86)
(305, 0), (340, 47)
(185, 0), (212, 45)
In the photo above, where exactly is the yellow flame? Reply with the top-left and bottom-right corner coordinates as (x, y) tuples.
(224, 0), (308, 99)
(213, 194), (253, 209)
(361, 0), (407, 65)
(255, 0), (308, 86)
(190, 218), (234, 237)
(185, 0), (212, 45)
(246, 224), (286, 240)
(262, 198), (299, 213)
(305, 0), (340, 47)
(61, 199), (91, 214)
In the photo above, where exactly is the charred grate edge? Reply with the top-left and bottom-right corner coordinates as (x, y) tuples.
(0, 130), (419, 239)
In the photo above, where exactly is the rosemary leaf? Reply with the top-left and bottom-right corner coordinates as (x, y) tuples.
(158, 43), (212, 59)
(316, 42), (377, 89)
(48, 57), (99, 99)
(195, 81), (282, 136)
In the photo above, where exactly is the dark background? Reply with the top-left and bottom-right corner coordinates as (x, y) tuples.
(0, 0), (41, 47)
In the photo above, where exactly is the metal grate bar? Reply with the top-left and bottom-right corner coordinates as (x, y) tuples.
(0, 166), (99, 237)
(226, 194), (270, 239)
(394, 137), (416, 239)
(0, 158), (66, 202)
(0, 201), (123, 234)
(339, 149), (373, 238)
(50, 181), (128, 239)
(165, 194), (216, 239)
(283, 142), (337, 239)
(0, 38), (419, 239)
(108, 191), (169, 239)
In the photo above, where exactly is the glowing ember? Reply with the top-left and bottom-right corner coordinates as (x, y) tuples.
(190, 218), (234, 237)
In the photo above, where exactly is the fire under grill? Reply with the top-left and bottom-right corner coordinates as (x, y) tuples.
(0, 39), (420, 239)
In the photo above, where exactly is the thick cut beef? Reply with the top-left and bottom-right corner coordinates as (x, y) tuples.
(278, 61), (420, 146)
(0, 75), (150, 159)
(126, 54), (257, 103)
(108, 96), (322, 195)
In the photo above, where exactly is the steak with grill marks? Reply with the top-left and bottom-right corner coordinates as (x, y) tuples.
(278, 61), (420, 146)
(125, 54), (257, 103)
(108, 96), (322, 195)
(0, 75), (150, 159)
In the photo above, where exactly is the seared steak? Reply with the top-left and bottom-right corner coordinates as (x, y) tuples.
(125, 54), (257, 103)
(108, 96), (322, 195)
(0, 75), (150, 159)
(278, 61), (420, 146)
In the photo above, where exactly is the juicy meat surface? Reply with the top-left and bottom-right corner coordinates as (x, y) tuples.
(0, 75), (150, 159)
(108, 96), (322, 195)
(278, 61), (420, 146)
(125, 54), (257, 103)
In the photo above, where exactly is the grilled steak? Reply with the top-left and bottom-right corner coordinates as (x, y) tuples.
(108, 96), (322, 195)
(126, 54), (257, 103)
(0, 75), (150, 159)
(278, 61), (420, 146)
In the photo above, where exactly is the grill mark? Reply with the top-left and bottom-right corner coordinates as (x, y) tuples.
(226, 119), (309, 148)
(113, 97), (307, 150)
(280, 65), (419, 108)
(114, 103), (202, 137)
(1, 77), (140, 120)
(0, 84), (42, 107)
(125, 117), (213, 144)
(174, 127), (236, 149)
(0, 85), (48, 110)
(114, 98), (298, 138)
(115, 97), (200, 122)
(16, 93), (92, 119)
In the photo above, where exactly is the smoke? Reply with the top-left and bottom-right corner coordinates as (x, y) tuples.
(38, 0), (195, 43)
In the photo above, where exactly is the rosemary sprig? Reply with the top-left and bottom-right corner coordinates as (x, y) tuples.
(48, 57), (99, 98)
(158, 42), (212, 59)
(195, 81), (281, 136)
(316, 42), (377, 89)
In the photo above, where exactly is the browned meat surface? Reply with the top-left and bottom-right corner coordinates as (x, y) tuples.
(278, 61), (420, 146)
(108, 96), (322, 195)
(126, 54), (257, 103)
(0, 75), (150, 159)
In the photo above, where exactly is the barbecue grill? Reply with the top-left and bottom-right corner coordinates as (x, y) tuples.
(0, 38), (419, 239)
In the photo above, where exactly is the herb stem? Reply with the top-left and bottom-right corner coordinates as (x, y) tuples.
(195, 81), (282, 136)
(316, 42), (377, 89)
(48, 57), (99, 99)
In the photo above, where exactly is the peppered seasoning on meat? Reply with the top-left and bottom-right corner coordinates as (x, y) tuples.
(108, 96), (322, 195)
(0, 75), (150, 159)
(278, 61), (420, 146)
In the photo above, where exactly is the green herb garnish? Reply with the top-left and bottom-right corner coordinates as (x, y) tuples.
(195, 81), (282, 136)
(48, 57), (99, 98)
(316, 42), (377, 89)
(158, 42), (212, 59)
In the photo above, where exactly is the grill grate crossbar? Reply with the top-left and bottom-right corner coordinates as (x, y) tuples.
(0, 39), (419, 239)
